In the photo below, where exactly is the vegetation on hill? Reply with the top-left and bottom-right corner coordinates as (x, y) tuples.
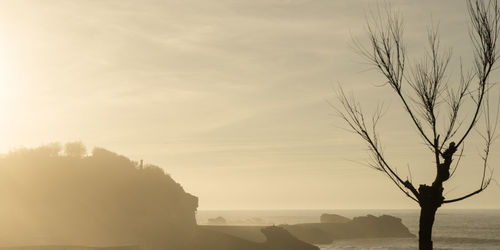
(0, 142), (198, 250)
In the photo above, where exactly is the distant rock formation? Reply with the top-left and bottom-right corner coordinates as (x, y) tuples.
(320, 213), (351, 224)
(207, 216), (227, 225)
(201, 214), (414, 248)
(282, 214), (415, 244)
(348, 214), (414, 238)
(0, 144), (198, 250)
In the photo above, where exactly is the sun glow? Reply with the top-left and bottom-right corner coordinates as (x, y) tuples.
(0, 34), (20, 152)
(0, 35), (14, 101)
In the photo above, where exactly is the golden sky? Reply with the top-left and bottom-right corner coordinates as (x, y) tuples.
(0, 0), (498, 209)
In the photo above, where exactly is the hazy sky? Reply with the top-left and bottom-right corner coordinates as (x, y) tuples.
(0, 0), (498, 209)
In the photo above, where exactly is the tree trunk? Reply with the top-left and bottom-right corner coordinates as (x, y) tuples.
(418, 184), (443, 250)
(418, 204), (438, 250)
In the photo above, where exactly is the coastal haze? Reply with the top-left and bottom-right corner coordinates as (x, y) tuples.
(0, 0), (499, 214)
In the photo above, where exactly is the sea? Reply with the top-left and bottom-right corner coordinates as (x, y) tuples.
(196, 209), (500, 250)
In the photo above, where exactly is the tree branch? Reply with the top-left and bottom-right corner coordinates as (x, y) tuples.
(335, 87), (420, 202)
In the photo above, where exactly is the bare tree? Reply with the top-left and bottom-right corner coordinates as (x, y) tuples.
(335, 1), (500, 249)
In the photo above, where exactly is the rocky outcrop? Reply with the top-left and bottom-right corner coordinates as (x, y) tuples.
(201, 214), (414, 246)
(320, 214), (351, 224)
(347, 214), (414, 238)
(0, 144), (198, 250)
(260, 226), (320, 250)
(282, 214), (415, 245)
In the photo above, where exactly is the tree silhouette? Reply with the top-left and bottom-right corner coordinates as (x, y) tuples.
(64, 141), (87, 158)
(335, 1), (499, 249)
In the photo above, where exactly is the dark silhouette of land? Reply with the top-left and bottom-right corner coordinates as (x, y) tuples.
(0, 143), (414, 250)
(0, 143), (197, 250)
(203, 214), (414, 245)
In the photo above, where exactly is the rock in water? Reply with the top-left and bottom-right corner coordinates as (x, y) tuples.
(348, 214), (414, 238)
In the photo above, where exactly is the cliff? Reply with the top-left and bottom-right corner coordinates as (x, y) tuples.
(0, 143), (198, 250)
